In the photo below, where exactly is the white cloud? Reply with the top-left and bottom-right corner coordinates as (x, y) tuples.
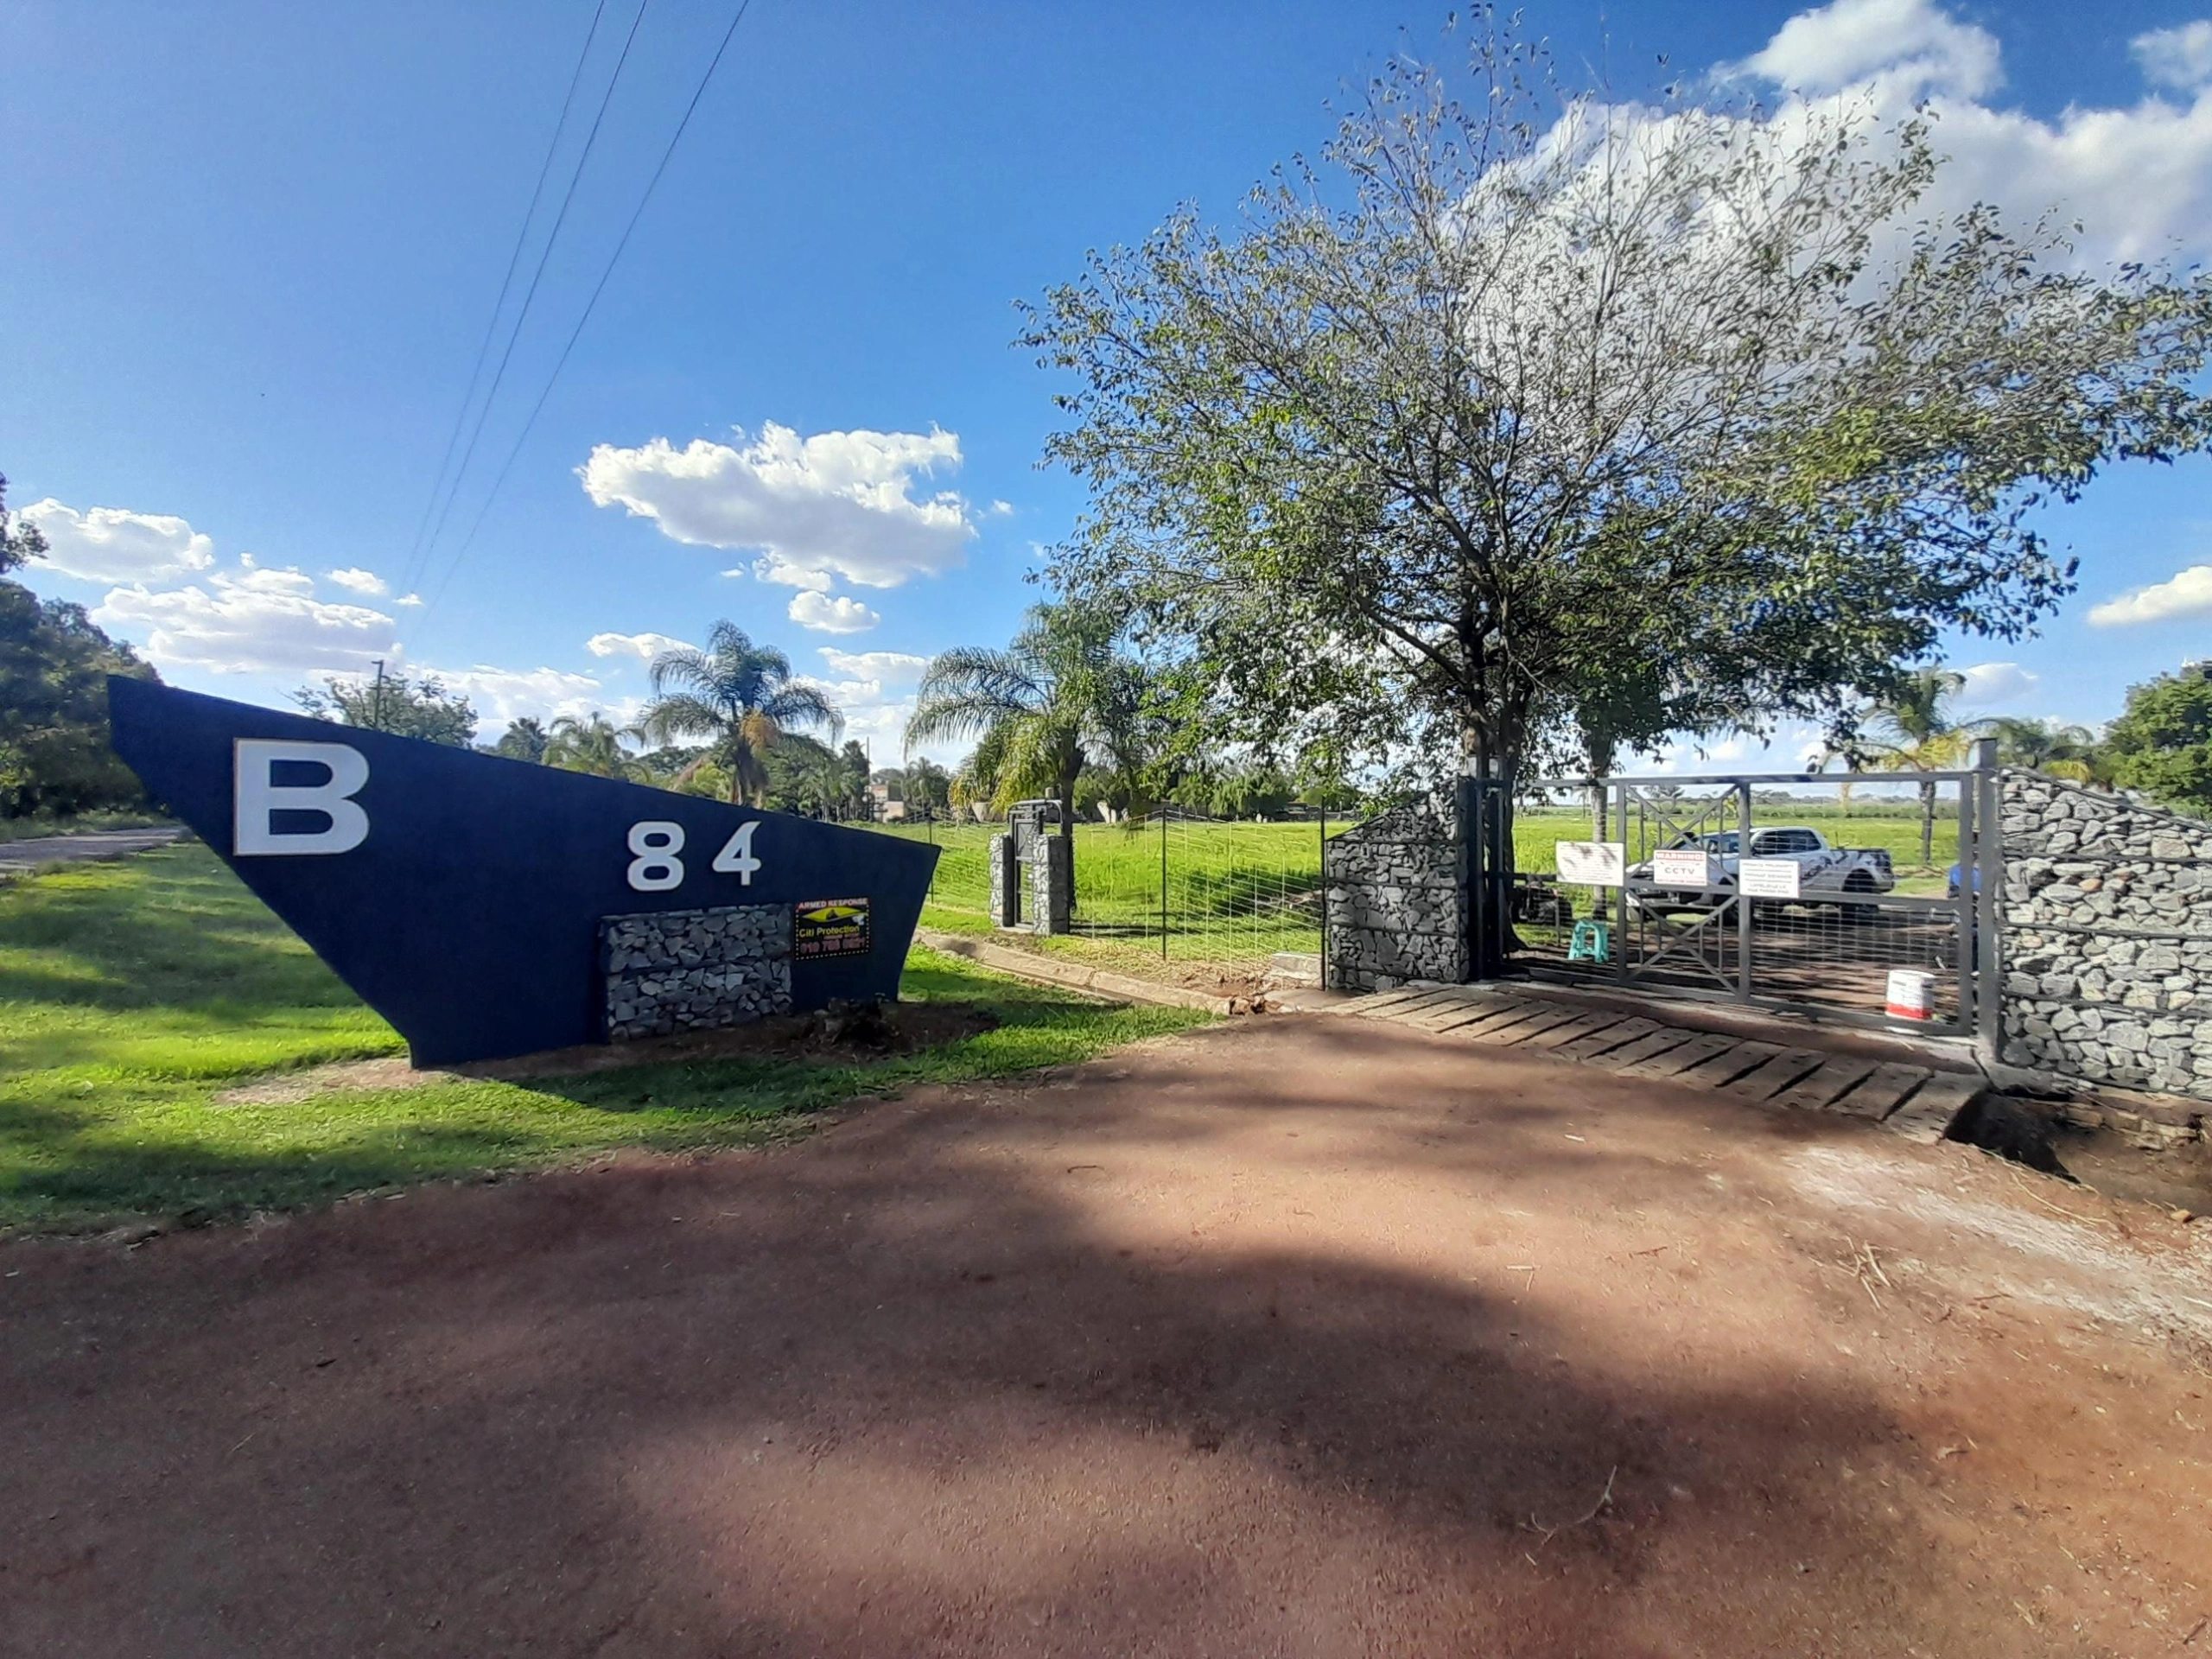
(1953, 660), (2040, 707)
(788, 591), (880, 633)
(2087, 563), (2212, 626)
(397, 592), (424, 607)
(585, 630), (695, 662)
(94, 572), (394, 676)
(746, 554), (834, 592)
(2133, 21), (2212, 92)
(580, 423), (976, 590)
(818, 648), (930, 686)
(1725, 1), (2212, 268)
(410, 664), (614, 728)
(324, 567), (389, 596)
(22, 499), (216, 583)
(1733, 0), (1999, 99)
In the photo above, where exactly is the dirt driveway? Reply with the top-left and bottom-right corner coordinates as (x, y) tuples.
(3, 1016), (2209, 1657)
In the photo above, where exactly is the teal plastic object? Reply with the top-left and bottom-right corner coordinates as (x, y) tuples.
(1567, 919), (1611, 964)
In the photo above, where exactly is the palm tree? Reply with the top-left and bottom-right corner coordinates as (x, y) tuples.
(641, 621), (842, 806)
(1863, 666), (1967, 868)
(1980, 716), (2109, 785)
(545, 713), (643, 780)
(904, 605), (1142, 894)
(493, 715), (550, 763)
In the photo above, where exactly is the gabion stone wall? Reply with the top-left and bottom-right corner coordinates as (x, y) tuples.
(1028, 834), (1071, 935)
(601, 904), (792, 1039)
(988, 833), (1019, 927)
(1324, 803), (1465, 993)
(2000, 771), (2212, 1101)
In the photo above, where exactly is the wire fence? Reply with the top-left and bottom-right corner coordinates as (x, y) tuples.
(1500, 777), (1975, 1031)
(864, 809), (1333, 992)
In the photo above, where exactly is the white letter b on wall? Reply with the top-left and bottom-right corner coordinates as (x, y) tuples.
(233, 739), (371, 855)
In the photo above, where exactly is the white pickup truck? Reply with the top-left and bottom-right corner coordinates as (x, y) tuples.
(1627, 826), (1895, 910)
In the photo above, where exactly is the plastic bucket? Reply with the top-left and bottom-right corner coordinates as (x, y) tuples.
(1885, 969), (1936, 1020)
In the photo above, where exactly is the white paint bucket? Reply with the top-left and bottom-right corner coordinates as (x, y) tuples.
(1885, 969), (1936, 1020)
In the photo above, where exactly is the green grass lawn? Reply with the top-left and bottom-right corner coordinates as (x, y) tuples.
(0, 845), (1208, 1234)
(868, 818), (1330, 972)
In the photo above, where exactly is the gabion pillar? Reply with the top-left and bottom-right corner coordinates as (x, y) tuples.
(1031, 834), (1071, 936)
(988, 833), (1020, 928)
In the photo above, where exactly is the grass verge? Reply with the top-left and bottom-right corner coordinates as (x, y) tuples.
(0, 844), (1209, 1234)
(0, 810), (175, 844)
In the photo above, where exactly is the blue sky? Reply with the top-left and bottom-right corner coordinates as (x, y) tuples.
(5, 0), (2212, 771)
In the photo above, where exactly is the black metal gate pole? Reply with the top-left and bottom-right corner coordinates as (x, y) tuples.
(1614, 781), (1630, 988)
(1955, 769), (1978, 1037)
(1318, 809), (1327, 982)
(1460, 772), (1485, 982)
(1972, 739), (2005, 1064)
(1736, 782), (1754, 1004)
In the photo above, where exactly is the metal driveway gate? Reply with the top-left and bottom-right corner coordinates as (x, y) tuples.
(1470, 753), (2003, 1044)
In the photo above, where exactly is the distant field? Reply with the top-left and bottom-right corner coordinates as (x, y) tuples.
(1512, 804), (1966, 894)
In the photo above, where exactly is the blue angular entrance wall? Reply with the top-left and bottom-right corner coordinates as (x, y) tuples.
(107, 677), (939, 1066)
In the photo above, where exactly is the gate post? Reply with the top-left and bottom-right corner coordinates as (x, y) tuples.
(988, 832), (1020, 929)
(1970, 738), (2004, 1068)
(1459, 766), (1510, 982)
(1458, 772), (1485, 982)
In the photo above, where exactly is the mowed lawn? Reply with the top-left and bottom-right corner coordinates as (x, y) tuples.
(868, 818), (1331, 970)
(0, 845), (1208, 1234)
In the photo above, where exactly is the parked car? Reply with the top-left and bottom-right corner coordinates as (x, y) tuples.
(1628, 826), (1895, 913)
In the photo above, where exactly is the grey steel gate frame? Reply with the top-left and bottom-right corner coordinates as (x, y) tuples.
(1468, 747), (2004, 1052)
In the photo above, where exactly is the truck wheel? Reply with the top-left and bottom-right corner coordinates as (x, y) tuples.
(1842, 873), (1878, 923)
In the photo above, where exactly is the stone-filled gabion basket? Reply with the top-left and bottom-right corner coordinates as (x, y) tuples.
(1999, 770), (2212, 1102)
(1323, 802), (1466, 992)
(600, 904), (793, 1039)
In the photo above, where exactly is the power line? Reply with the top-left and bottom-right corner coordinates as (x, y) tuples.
(410, 0), (755, 635)
(394, 0), (611, 604)
(407, 0), (654, 600)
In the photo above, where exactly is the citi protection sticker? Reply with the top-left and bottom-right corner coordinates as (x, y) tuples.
(793, 897), (871, 959)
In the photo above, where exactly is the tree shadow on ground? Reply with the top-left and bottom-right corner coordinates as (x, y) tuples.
(2, 1016), (2140, 1657)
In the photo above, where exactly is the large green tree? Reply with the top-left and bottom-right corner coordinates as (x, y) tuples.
(1022, 22), (2212, 820)
(0, 474), (159, 817)
(906, 604), (1143, 887)
(2102, 669), (2212, 816)
(639, 621), (842, 807)
(294, 670), (475, 746)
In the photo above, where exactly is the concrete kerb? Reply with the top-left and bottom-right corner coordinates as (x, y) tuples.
(914, 929), (1236, 1015)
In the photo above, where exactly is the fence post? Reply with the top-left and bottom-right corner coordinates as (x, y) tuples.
(1159, 810), (1168, 963)
(1318, 809), (1327, 984)
(1971, 739), (2004, 1069)
(1735, 782), (1754, 1004)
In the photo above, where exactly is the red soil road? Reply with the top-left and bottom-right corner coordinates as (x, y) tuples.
(3, 1016), (2209, 1658)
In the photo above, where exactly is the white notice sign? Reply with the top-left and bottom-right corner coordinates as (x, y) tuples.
(1651, 849), (1712, 889)
(1554, 841), (1626, 887)
(1738, 857), (1802, 899)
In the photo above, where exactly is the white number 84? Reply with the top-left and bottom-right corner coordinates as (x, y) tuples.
(626, 819), (762, 893)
